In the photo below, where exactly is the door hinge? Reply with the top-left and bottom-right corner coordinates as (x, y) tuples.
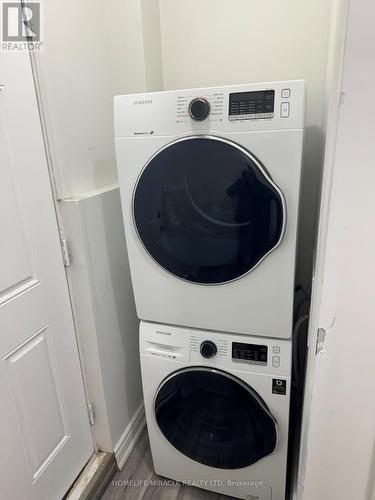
(60, 239), (70, 267)
(315, 328), (326, 355)
(87, 403), (95, 425)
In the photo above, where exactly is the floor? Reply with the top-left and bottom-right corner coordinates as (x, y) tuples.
(102, 429), (234, 500)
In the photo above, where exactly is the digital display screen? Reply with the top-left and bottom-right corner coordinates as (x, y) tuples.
(229, 90), (275, 120)
(232, 342), (268, 365)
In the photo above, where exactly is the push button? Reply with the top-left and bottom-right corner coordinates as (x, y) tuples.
(272, 356), (280, 368)
(281, 88), (291, 98)
(273, 346), (280, 354)
(280, 102), (290, 118)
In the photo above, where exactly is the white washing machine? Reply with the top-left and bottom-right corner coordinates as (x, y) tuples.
(140, 321), (292, 500)
(115, 81), (305, 338)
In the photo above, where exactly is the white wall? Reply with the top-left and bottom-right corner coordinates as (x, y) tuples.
(158, 0), (334, 289)
(37, 0), (116, 197)
(141, 0), (164, 91)
(300, 1), (375, 498)
(37, 0), (163, 199)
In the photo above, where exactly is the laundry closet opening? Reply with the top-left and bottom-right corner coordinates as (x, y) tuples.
(32, 1), (337, 499)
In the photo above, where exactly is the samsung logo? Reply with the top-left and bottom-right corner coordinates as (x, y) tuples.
(156, 330), (172, 336)
(133, 99), (153, 105)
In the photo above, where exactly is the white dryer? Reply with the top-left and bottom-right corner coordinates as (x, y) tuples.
(140, 321), (292, 500)
(115, 81), (305, 338)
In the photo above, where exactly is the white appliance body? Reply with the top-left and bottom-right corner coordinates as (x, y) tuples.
(140, 321), (292, 500)
(115, 81), (305, 338)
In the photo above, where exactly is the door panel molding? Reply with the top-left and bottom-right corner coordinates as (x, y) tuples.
(4, 325), (71, 482)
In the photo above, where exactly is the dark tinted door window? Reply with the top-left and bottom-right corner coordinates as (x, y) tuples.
(134, 136), (284, 284)
(155, 368), (277, 469)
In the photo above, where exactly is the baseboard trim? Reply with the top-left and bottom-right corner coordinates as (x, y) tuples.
(114, 403), (146, 470)
(65, 451), (117, 500)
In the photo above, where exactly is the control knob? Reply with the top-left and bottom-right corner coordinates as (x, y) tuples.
(188, 97), (210, 121)
(200, 340), (217, 359)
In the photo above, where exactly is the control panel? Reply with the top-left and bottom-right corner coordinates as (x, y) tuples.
(139, 321), (291, 376)
(190, 333), (285, 372)
(114, 80), (305, 138)
(232, 342), (268, 366)
(176, 86), (295, 124)
(228, 90), (275, 121)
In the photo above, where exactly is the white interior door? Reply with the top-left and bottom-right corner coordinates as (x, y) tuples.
(0, 52), (94, 499)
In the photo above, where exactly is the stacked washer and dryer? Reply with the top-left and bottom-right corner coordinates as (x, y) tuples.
(114, 81), (305, 500)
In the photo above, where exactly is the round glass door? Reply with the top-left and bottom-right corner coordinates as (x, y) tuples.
(133, 136), (285, 284)
(154, 368), (277, 469)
